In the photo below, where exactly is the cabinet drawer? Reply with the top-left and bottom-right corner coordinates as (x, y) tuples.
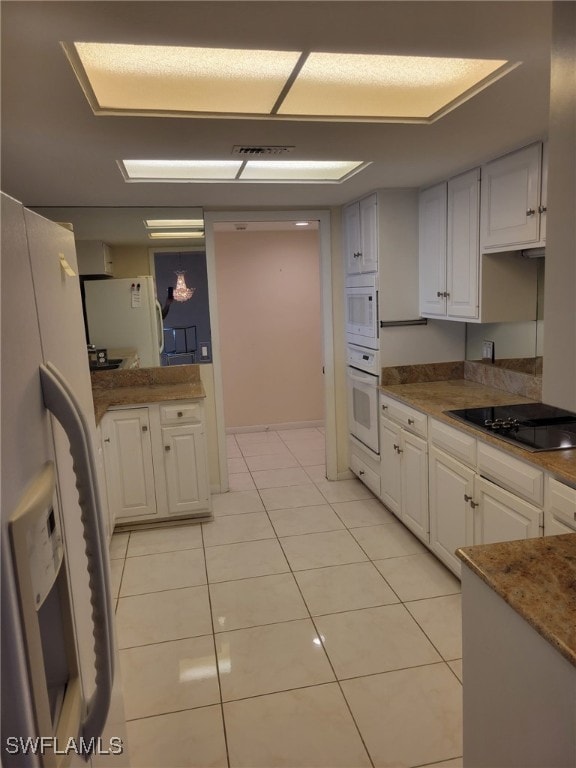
(429, 419), (476, 467)
(380, 395), (427, 438)
(159, 403), (202, 425)
(477, 442), (543, 506)
(546, 478), (576, 531)
(350, 453), (380, 497)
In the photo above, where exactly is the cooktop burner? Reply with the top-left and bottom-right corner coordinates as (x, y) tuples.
(445, 403), (576, 452)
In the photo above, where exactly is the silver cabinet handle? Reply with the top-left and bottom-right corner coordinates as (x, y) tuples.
(526, 208), (536, 216)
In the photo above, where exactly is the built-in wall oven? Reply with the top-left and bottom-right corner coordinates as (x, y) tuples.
(345, 275), (378, 349)
(347, 343), (380, 455)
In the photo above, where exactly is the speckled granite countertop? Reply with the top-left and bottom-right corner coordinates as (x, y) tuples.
(91, 365), (205, 425)
(457, 534), (576, 666)
(379, 379), (576, 487)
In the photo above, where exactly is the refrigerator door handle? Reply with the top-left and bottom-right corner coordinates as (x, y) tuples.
(156, 299), (165, 354)
(39, 362), (114, 746)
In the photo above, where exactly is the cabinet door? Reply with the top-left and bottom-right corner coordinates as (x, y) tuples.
(162, 424), (210, 516)
(400, 431), (429, 544)
(343, 201), (362, 274)
(446, 169), (480, 319)
(419, 182), (447, 316)
(429, 447), (474, 576)
(102, 409), (157, 522)
(379, 417), (402, 516)
(359, 193), (378, 273)
(474, 476), (542, 545)
(481, 143), (542, 249)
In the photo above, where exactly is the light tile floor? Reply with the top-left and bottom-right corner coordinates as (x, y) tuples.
(110, 427), (463, 768)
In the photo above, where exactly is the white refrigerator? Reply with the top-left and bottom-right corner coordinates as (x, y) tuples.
(84, 276), (164, 368)
(1, 193), (128, 766)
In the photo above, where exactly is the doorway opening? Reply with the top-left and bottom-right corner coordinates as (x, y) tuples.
(204, 210), (336, 492)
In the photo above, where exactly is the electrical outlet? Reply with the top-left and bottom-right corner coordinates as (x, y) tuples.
(482, 340), (495, 363)
(199, 342), (211, 361)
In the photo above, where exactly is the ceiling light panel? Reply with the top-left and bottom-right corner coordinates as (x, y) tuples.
(144, 219), (204, 228)
(148, 231), (205, 239)
(240, 160), (365, 181)
(71, 43), (301, 114)
(278, 52), (511, 119)
(123, 160), (242, 181)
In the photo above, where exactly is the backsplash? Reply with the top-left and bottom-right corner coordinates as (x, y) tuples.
(380, 359), (542, 400)
(464, 360), (542, 400)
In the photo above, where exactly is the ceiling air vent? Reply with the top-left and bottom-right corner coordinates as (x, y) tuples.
(232, 145), (295, 156)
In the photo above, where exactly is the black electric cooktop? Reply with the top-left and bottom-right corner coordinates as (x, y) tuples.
(445, 403), (576, 452)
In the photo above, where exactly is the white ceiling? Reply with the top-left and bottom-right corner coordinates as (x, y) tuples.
(0, 1), (552, 242)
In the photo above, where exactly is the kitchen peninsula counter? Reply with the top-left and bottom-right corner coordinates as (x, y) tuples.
(458, 534), (576, 666)
(379, 378), (576, 487)
(91, 364), (205, 424)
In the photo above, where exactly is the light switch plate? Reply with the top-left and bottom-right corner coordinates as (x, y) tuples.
(482, 340), (495, 362)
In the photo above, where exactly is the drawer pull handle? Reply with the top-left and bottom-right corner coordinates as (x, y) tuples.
(177, 411), (183, 417)
(359, 470), (365, 476)
(470, 500), (479, 509)
(538, 205), (547, 214)
(393, 444), (403, 454)
(407, 418), (415, 425)
(526, 208), (536, 217)
(141, 425), (148, 432)
(382, 404), (388, 410)
(103, 437), (110, 443)
(165, 445), (171, 452)
(464, 494), (473, 503)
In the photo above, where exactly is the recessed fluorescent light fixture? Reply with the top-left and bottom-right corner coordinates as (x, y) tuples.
(122, 160), (242, 181)
(148, 231), (205, 240)
(144, 218), (204, 228)
(64, 42), (518, 123)
(121, 159), (366, 184)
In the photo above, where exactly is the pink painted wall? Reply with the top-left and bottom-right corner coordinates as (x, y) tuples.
(215, 229), (324, 429)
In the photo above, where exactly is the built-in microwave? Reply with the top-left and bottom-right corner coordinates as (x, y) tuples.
(345, 274), (378, 349)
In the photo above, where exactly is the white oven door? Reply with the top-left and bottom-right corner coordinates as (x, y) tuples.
(347, 367), (379, 454)
(345, 287), (378, 348)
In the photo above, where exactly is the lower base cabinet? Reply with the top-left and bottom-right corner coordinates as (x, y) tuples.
(429, 446), (475, 575)
(101, 400), (210, 527)
(380, 415), (429, 544)
(429, 444), (543, 577)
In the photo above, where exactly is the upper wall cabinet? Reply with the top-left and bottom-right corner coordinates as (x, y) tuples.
(343, 193), (378, 274)
(76, 240), (114, 276)
(419, 169), (538, 324)
(480, 142), (547, 252)
(419, 170), (480, 320)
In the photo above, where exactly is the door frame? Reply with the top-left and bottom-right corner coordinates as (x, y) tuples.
(204, 209), (336, 492)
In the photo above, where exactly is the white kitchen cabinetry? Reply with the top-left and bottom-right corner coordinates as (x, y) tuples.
(429, 446), (475, 576)
(380, 395), (429, 544)
(101, 407), (158, 523)
(545, 477), (576, 535)
(480, 142), (547, 252)
(76, 239), (114, 276)
(419, 170), (479, 320)
(343, 193), (378, 274)
(349, 437), (381, 498)
(473, 476), (543, 544)
(428, 418), (543, 577)
(101, 400), (210, 527)
(418, 182), (447, 316)
(419, 168), (538, 323)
